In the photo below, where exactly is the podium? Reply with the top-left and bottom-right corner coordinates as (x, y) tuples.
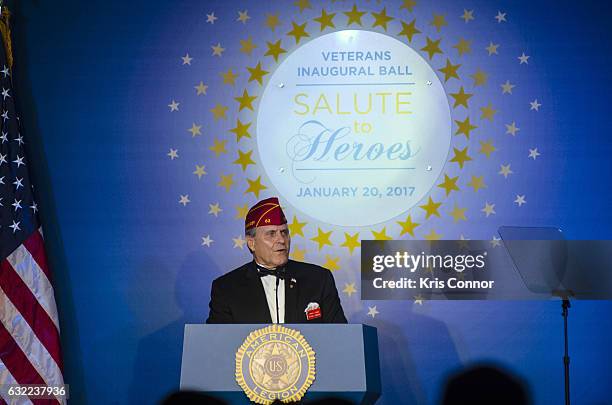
(180, 324), (381, 404)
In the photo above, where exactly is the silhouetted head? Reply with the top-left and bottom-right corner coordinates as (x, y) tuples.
(442, 364), (530, 405)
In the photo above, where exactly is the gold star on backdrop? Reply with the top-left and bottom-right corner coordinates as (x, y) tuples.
(371, 8), (394, 31)
(265, 13), (280, 31)
(287, 21), (310, 44)
(188, 123), (202, 137)
(430, 14), (447, 32)
(247, 62), (269, 85)
(294, 0), (312, 13)
(209, 138), (228, 157)
(470, 68), (488, 86)
(288, 215), (307, 237)
(233, 149), (256, 171)
(372, 227), (393, 240)
(234, 89), (257, 111)
(438, 58), (461, 82)
(400, 0), (417, 12)
(230, 119), (252, 142)
(506, 121), (520, 136)
(193, 165), (207, 179)
(323, 255), (341, 271)
(221, 69), (239, 85)
(453, 38), (472, 56)
(218, 174), (235, 192)
(449, 86), (473, 108)
(235, 203), (249, 219)
(501, 80), (515, 94)
(450, 147), (472, 168)
(344, 4), (366, 26)
(461, 9), (474, 23)
(314, 9), (336, 31)
(208, 203), (222, 217)
(239, 36), (257, 55)
(449, 204), (467, 222)
(419, 197), (442, 218)
(481, 202), (496, 217)
(265, 40), (287, 62)
(455, 116), (477, 138)
(437, 174), (460, 195)
(233, 236), (246, 249)
(421, 37), (443, 60)
(311, 228), (333, 250)
(343, 283), (357, 297)
(237, 10), (251, 24)
(194, 81), (208, 95)
(341, 232), (361, 254)
(397, 214), (419, 237)
(398, 19), (421, 42)
(467, 175), (486, 192)
(480, 103), (498, 121)
(424, 229), (442, 241)
(499, 164), (513, 178)
(245, 176), (267, 198)
(211, 43), (225, 57)
(479, 140), (497, 158)
(291, 247), (306, 261)
(486, 42), (500, 55)
(210, 103), (228, 120)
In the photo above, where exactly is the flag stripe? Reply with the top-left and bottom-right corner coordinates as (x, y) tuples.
(0, 280), (62, 385)
(0, 261), (62, 368)
(5, 239), (60, 330)
(0, 362), (33, 405)
(0, 321), (58, 404)
(22, 229), (51, 281)
(0, 286), (63, 399)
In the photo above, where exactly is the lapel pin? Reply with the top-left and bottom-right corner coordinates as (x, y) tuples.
(305, 302), (322, 320)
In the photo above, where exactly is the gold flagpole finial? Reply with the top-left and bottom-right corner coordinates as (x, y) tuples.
(0, 4), (12, 69)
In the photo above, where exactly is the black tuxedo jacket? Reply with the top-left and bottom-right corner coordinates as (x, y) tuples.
(206, 260), (347, 324)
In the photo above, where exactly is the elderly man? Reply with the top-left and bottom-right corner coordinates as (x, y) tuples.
(206, 197), (347, 324)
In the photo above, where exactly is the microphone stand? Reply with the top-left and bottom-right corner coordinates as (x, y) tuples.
(562, 298), (570, 405)
(554, 290), (573, 405)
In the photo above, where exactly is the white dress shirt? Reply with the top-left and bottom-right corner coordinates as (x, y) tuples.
(257, 263), (285, 323)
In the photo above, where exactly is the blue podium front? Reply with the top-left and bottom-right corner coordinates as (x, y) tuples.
(180, 324), (381, 404)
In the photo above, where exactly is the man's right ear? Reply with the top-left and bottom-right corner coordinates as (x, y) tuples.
(246, 235), (255, 252)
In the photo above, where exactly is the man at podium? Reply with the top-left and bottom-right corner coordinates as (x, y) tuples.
(206, 197), (347, 324)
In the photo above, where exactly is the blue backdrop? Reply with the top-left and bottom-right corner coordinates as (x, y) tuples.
(9, 0), (612, 404)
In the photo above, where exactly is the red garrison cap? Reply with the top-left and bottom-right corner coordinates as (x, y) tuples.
(245, 197), (287, 232)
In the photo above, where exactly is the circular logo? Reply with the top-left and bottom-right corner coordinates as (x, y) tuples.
(236, 324), (315, 404)
(257, 29), (452, 226)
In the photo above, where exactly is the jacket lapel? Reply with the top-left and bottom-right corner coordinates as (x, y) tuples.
(244, 261), (273, 323)
(284, 262), (300, 323)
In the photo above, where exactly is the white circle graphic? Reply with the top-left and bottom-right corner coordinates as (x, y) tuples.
(257, 30), (451, 227)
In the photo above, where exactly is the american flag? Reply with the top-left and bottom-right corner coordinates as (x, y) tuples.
(0, 11), (64, 404)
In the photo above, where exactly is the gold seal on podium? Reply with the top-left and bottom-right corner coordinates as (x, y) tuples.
(235, 324), (315, 404)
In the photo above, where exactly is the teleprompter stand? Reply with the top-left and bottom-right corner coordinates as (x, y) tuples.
(499, 226), (574, 405)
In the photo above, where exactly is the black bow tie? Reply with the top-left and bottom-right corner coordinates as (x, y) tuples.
(257, 266), (285, 280)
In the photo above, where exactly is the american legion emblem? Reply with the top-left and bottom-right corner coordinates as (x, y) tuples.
(235, 324), (315, 404)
